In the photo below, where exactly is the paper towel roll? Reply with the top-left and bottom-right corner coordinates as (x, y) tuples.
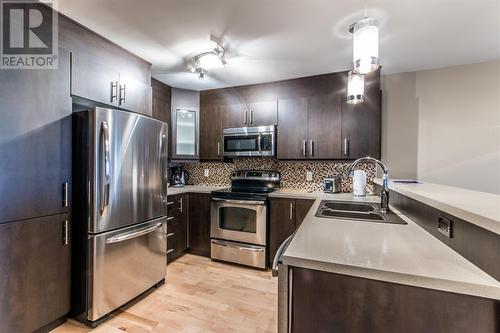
(353, 170), (367, 196)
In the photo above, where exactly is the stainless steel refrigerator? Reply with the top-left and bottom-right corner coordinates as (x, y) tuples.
(71, 107), (169, 326)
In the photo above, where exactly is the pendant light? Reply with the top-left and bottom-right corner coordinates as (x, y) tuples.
(351, 17), (379, 74)
(347, 71), (364, 104)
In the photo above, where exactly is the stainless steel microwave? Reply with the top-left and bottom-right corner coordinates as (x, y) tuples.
(223, 126), (276, 157)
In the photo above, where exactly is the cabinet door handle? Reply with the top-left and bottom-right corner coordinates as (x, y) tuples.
(62, 182), (69, 208)
(217, 142), (220, 157)
(309, 140), (314, 157)
(119, 84), (126, 105)
(302, 140), (307, 157)
(179, 198), (183, 213)
(244, 109), (248, 125)
(62, 220), (69, 245)
(289, 202), (293, 221)
(343, 138), (349, 156)
(250, 109), (253, 124)
(110, 81), (118, 102)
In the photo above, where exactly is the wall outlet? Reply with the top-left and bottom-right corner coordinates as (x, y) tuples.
(204, 169), (209, 177)
(306, 171), (313, 182)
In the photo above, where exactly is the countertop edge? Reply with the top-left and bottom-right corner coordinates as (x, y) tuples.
(282, 255), (500, 301)
(374, 179), (500, 235)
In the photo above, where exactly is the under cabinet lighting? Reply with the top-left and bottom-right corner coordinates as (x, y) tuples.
(347, 71), (364, 104)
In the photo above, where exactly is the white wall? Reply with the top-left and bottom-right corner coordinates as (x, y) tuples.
(382, 61), (500, 194)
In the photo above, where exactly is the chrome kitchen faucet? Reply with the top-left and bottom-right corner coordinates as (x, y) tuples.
(346, 157), (390, 213)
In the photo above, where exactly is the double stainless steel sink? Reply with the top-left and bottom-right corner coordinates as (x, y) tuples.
(315, 200), (407, 225)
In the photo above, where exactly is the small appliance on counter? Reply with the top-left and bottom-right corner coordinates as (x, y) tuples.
(322, 176), (341, 193)
(170, 166), (190, 187)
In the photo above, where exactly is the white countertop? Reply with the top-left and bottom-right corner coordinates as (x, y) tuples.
(167, 185), (224, 195)
(280, 191), (500, 300)
(375, 179), (500, 235)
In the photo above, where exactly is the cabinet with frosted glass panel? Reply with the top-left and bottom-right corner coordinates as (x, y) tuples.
(171, 88), (200, 160)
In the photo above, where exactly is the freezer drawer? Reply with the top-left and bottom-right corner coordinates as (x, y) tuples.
(88, 217), (167, 321)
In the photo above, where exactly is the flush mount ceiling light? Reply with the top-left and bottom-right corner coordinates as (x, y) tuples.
(350, 17), (379, 75)
(347, 70), (365, 104)
(191, 37), (227, 79)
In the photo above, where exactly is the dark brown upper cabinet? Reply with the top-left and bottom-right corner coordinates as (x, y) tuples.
(199, 70), (380, 161)
(0, 48), (72, 224)
(62, 14), (152, 116)
(118, 75), (152, 116)
(71, 54), (152, 116)
(247, 100), (278, 126)
(151, 78), (172, 157)
(199, 104), (223, 160)
(277, 97), (308, 159)
(341, 69), (382, 159)
(277, 73), (343, 160)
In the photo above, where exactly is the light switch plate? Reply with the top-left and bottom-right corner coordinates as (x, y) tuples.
(306, 171), (313, 182)
(204, 169), (209, 177)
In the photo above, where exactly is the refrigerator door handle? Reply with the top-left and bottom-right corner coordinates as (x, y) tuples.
(100, 121), (110, 215)
(105, 222), (163, 244)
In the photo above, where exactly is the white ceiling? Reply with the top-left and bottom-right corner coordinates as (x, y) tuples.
(58, 0), (500, 91)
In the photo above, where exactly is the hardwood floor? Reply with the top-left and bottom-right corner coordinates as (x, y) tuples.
(52, 254), (277, 333)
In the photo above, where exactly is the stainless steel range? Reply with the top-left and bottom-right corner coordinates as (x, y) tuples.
(210, 170), (280, 269)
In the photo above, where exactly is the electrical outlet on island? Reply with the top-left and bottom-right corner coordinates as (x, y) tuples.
(204, 169), (210, 177)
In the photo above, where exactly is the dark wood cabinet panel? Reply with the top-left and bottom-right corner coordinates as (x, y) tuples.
(221, 103), (248, 128)
(71, 52), (120, 107)
(177, 193), (189, 255)
(341, 69), (382, 159)
(200, 70), (381, 161)
(269, 198), (296, 265)
(277, 98), (308, 159)
(0, 214), (71, 333)
(119, 76), (152, 116)
(268, 198), (314, 265)
(199, 105), (223, 160)
(247, 100), (278, 126)
(188, 193), (211, 257)
(59, 13), (150, 85)
(166, 194), (188, 263)
(294, 199), (315, 229)
(0, 48), (72, 224)
(151, 79), (172, 158)
(307, 93), (342, 159)
(61, 13), (152, 116)
(151, 79), (172, 123)
(292, 267), (499, 333)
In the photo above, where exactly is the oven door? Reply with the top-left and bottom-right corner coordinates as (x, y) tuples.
(211, 198), (267, 245)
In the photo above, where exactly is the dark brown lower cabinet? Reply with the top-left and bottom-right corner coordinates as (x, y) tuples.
(166, 193), (188, 263)
(188, 193), (211, 257)
(268, 198), (314, 266)
(292, 267), (499, 333)
(0, 214), (71, 333)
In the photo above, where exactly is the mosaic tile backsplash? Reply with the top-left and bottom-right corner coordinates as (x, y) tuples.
(175, 158), (376, 193)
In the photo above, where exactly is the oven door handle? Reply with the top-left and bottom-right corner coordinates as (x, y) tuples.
(212, 240), (265, 252)
(272, 233), (294, 277)
(211, 198), (266, 205)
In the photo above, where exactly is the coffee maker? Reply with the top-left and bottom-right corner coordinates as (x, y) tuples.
(170, 166), (190, 188)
